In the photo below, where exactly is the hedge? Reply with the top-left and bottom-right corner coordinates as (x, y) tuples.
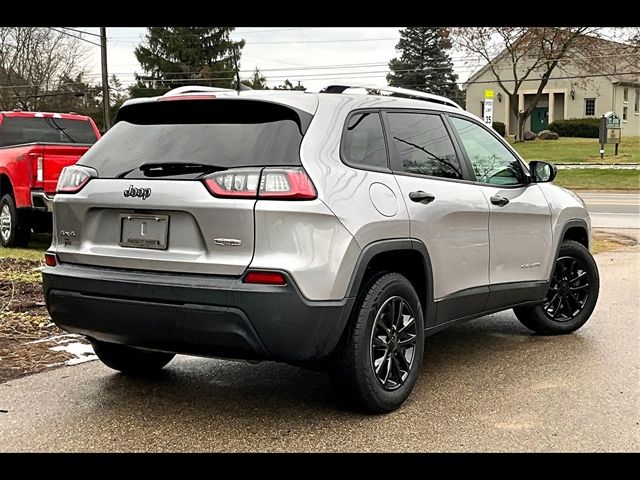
(492, 122), (506, 136)
(548, 118), (600, 138)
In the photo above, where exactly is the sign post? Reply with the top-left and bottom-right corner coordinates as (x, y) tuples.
(599, 112), (622, 159)
(484, 89), (494, 129)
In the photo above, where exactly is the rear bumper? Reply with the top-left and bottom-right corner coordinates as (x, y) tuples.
(42, 263), (354, 364)
(30, 190), (54, 212)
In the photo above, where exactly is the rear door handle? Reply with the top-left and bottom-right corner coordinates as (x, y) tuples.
(409, 191), (435, 204)
(490, 195), (510, 207)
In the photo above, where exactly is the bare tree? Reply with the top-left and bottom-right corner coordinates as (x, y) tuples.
(0, 27), (89, 111)
(448, 27), (637, 141)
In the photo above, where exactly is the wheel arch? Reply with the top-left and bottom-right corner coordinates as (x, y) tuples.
(550, 219), (590, 282)
(345, 239), (436, 326)
(562, 221), (589, 250)
(0, 173), (13, 198)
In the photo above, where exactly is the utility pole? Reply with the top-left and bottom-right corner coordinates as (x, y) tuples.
(100, 27), (110, 131)
(233, 45), (241, 94)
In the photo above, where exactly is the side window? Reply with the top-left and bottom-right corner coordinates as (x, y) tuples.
(387, 112), (462, 179)
(449, 116), (526, 186)
(342, 111), (388, 170)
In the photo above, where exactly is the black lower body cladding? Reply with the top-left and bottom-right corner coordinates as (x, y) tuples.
(43, 264), (354, 365)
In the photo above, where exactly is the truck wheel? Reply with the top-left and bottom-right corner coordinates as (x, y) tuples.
(329, 272), (425, 414)
(514, 240), (600, 335)
(0, 194), (31, 248)
(90, 339), (175, 376)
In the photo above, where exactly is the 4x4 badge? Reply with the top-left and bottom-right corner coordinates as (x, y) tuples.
(123, 185), (151, 200)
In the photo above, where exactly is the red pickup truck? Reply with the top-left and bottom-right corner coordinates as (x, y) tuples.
(0, 111), (100, 247)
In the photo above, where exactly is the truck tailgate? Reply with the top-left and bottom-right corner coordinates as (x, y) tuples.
(42, 144), (91, 194)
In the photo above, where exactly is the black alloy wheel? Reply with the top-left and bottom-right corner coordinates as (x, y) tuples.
(370, 296), (417, 391)
(542, 255), (591, 321)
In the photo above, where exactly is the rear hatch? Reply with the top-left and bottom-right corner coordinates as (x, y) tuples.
(53, 97), (316, 276)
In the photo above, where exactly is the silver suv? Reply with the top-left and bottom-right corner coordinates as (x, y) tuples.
(43, 85), (600, 413)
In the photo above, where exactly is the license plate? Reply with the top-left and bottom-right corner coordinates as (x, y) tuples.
(119, 214), (169, 250)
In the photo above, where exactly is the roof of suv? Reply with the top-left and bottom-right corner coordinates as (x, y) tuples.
(120, 85), (475, 120)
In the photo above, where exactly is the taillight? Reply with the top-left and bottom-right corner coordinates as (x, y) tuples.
(36, 156), (44, 183)
(29, 153), (44, 186)
(44, 252), (58, 267)
(243, 271), (287, 285)
(259, 168), (317, 200)
(203, 168), (261, 198)
(57, 165), (96, 194)
(202, 167), (317, 200)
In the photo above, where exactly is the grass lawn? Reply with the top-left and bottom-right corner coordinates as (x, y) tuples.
(512, 136), (640, 163)
(554, 169), (640, 191)
(0, 233), (51, 262)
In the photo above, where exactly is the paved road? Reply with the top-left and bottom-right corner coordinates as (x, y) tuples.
(579, 192), (639, 229)
(1, 247), (638, 452)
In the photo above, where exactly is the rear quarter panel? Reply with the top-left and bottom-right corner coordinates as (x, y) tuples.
(0, 144), (40, 206)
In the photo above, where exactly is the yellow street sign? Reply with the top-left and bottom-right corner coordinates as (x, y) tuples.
(484, 89), (494, 99)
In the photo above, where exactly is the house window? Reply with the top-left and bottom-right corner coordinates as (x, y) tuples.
(584, 98), (596, 116)
(623, 87), (629, 102)
(623, 106), (628, 121)
(635, 88), (639, 113)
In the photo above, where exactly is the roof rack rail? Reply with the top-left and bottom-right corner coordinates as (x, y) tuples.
(162, 86), (238, 96)
(319, 84), (462, 109)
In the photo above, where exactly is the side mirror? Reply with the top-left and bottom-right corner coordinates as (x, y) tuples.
(529, 160), (557, 183)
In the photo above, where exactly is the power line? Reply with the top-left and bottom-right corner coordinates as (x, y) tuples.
(111, 36), (401, 45)
(61, 27), (101, 38)
(47, 27), (101, 47)
(125, 70), (640, 89)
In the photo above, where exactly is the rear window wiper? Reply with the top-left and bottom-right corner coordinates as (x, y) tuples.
(115, 162), (228, 179)
(44, 116), (77, 143)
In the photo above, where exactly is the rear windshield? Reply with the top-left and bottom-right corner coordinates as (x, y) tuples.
(79, 99), (311, 179)
(0, 117), (97, 147)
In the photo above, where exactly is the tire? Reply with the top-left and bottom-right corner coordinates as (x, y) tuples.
(0, 194), (31, 248)
(514, 240), (599, 335)
(329, 272), (425, 414)
(90, 339), (175, 376)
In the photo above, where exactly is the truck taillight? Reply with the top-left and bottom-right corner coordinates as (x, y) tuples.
(36, 156), (44, 183)
(57, 165), (96, 194)
(202, 167), (317, 200)
(29, 153), (44, 187)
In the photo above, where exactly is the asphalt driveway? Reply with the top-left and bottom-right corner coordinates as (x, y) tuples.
(1, 247), (638, 452)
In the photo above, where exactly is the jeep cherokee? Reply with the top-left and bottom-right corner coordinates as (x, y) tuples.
(42, 85), (600, 413)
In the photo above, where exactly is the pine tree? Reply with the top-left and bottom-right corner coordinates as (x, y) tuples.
(242, 67), (267, 90)
(272, 79), (306, 91)
(387, 27), (458, 98)
(130, 27), (245, 98)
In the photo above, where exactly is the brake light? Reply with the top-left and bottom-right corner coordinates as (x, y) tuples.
(202, 167), (316, 200)
(36, 156), (44, 183)
(28, 153), (44, 187)
(57, 165), (95, 193)
(243, 271), (287, 285)
(259, 168), (317, 199)
(44, 253), (58, 267)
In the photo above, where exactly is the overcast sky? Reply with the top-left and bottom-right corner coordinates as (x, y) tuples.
(78, 27), (479, 92)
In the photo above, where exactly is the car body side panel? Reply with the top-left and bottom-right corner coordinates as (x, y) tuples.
(537, 183), (592, 277)
(299, 95), (411, 252)
(251, 199), (361, 301)
(392, 176), (491, 300)
(475, 184), (553, 285)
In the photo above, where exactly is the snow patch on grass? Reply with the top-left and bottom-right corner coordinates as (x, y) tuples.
(49, 341), (97, 365)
